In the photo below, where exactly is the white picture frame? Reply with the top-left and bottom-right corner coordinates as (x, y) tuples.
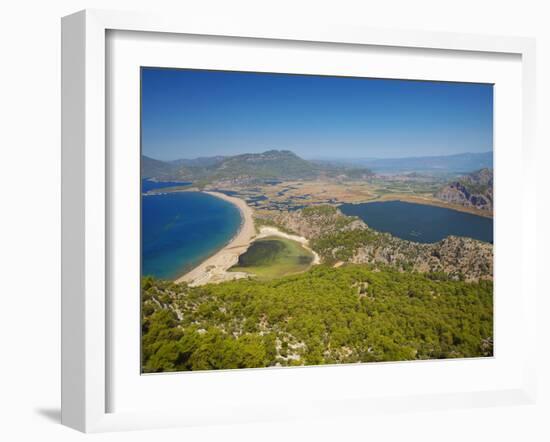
(61, 9), (537, 433)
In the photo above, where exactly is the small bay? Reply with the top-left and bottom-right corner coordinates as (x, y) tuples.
(142, 190), (242, 280)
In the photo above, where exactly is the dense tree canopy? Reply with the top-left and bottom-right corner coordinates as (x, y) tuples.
(141, 265), (493, 373)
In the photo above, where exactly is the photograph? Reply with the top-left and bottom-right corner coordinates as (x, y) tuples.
(140, 67), (494, 373)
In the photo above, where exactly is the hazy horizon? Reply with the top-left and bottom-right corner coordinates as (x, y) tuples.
(142, 68), (493, 162)
(144, 149), (493, 163)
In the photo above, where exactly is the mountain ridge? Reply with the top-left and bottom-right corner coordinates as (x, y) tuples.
(141, 155), (180, 179)
(142, 150), (373, 183)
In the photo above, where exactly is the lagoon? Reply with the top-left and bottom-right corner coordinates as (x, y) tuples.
(339, 200), (493, 243)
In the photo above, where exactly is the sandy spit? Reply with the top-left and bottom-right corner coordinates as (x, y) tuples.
(175, 192), (256, 286)
(176, 193), (320, 286)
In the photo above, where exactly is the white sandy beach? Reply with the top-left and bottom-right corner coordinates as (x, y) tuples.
(176, 192), (319, 286)
(176, 192), (256, 286)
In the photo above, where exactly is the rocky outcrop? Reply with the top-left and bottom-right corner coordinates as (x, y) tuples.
(256, 205), (365, 239)
(350, 235), (493, 282)
(257, 205), (493, 282)
(435, 168), (493, 212)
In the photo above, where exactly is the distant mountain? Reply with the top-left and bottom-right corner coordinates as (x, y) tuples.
(435, 168), (493, 211)
(209, 150), (320, 180)
(141, 155), (179, 179)
(171, 156), (227, 168)
(142, 150), (373, 183)
(319, 152), (493, 174)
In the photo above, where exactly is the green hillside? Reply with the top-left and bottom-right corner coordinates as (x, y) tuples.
(141, 265), (493, 372)
(141, 155), (178, 179)
(210, 150), (319, 180)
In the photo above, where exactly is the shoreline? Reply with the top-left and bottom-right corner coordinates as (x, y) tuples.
(175, 191), (256, 286)
(349, 194), (493, 219)
(254, 226), (321, 265)
(175, 192), (320, 286)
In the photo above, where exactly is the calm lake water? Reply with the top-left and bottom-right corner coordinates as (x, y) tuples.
(339, 201), (493, 243)
(142, 191), (242, 280)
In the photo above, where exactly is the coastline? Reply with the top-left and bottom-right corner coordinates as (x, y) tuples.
(175, 191), (256, 286)
(175, 192), (320, 286)
(356, 194), (493, 219)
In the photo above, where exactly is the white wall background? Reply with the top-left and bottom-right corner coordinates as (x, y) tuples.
(0, 1), (548, 440)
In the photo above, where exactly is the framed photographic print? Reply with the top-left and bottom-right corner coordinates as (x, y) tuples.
(61, 9), (537, 432)
(139, 67), (496, 372)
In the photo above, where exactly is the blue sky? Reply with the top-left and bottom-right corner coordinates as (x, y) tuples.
(141, 68), (493, 161)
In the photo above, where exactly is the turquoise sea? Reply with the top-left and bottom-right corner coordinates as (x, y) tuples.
(340, 200), (493, 244)
(142, 190), (242, 280)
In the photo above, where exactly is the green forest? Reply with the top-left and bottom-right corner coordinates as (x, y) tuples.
(141, 265), (493, 373)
